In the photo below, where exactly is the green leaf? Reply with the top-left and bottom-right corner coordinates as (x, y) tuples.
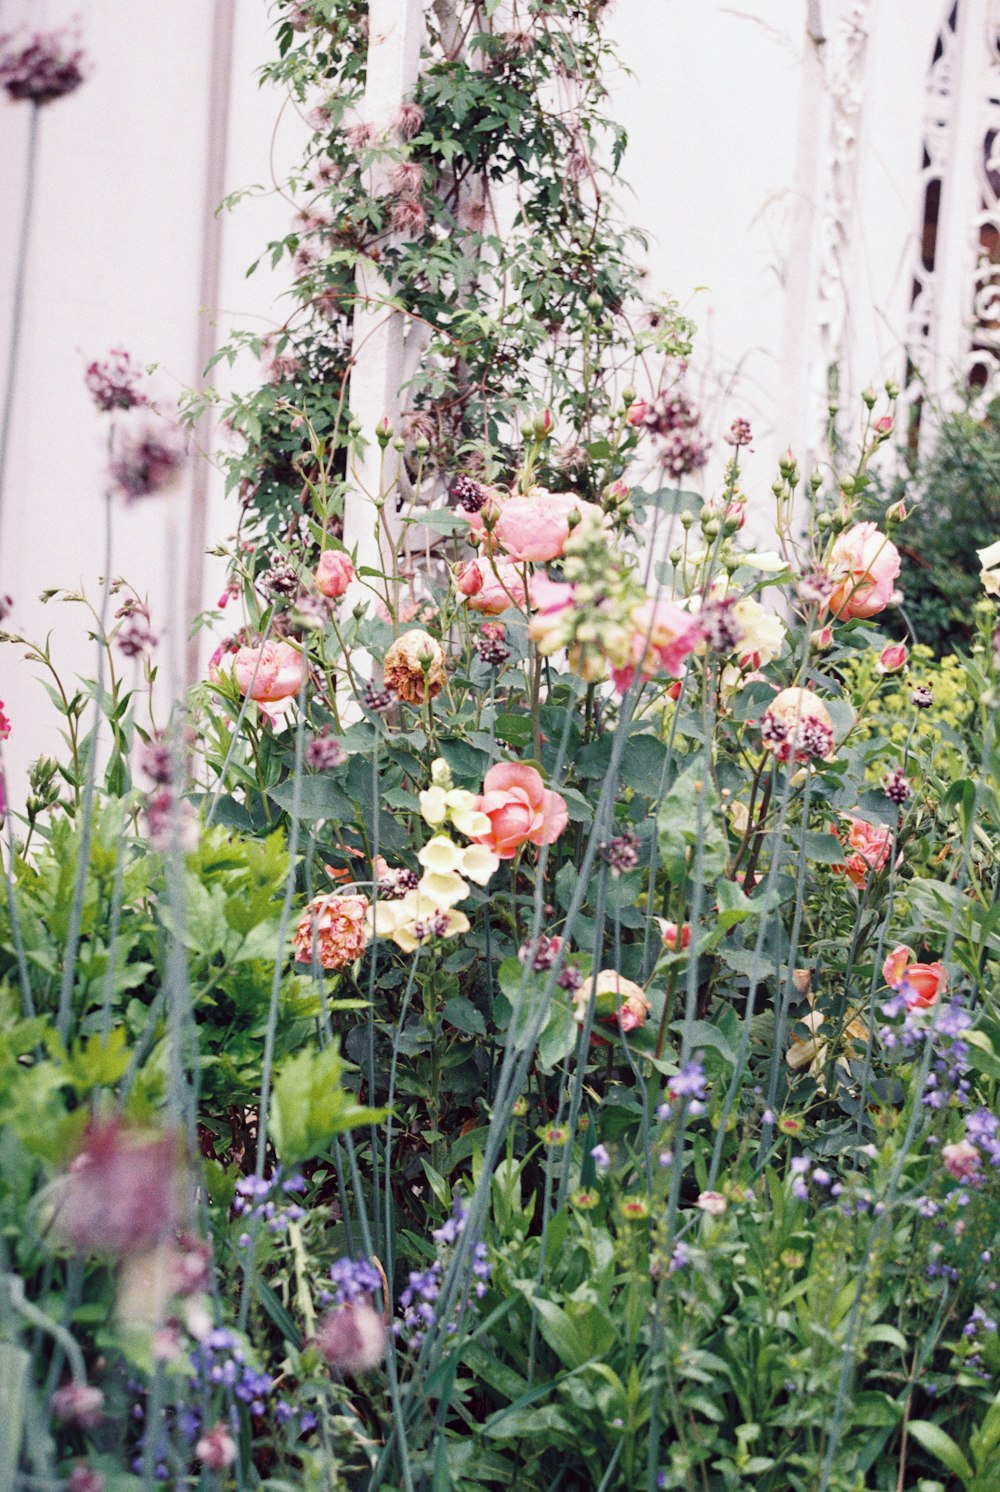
(442, 996), (486, 1038)
(270, 1042), (387, 1165)
(0, 1344), (28, 1488)
(801, 831), (847, 864)
(907, 1421), (974, 1485)
(656, 759), (727, 884)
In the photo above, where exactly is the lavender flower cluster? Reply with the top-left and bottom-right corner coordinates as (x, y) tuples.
(879, 991), (973, 1109)
(397, 1197), (491, 1347)
(233, 1171), (306, 1247)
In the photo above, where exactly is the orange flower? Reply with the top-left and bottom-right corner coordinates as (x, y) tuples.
(294, 893), (370, 970)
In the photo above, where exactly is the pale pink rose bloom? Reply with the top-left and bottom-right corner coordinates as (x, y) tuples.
(696, 1191), (727, 1216)
(315, 550), (355, 598)
(456, 559), (525, 615)
(827, 523), (901, 620)
(473, 762), (568, 859)
(942, 1139), (980, 1182)
(212, 640), (304, 719)
(612, 598), (702, 693)
(492, 489), (604, 563)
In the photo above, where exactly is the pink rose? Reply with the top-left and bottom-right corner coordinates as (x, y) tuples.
(492, 489), (604, 564)
(315, 550), (355, 598)
(211, 640), (304, 719)
(882, 944), (947, 1009)
(456, 559), (525, 615)
(473, 762), (568, 859)
(827, 523), (901, 620)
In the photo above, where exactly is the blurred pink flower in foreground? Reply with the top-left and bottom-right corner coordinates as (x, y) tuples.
(48, 1120), (181, 1256)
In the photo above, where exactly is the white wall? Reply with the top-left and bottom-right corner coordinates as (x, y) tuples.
(0, 0), (954, 791)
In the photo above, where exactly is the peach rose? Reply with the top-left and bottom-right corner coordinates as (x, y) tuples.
(212, 640), (304, 717)
(827, 523), (901, 620)
(882, 943), (947, 1009)
(491, 489), (604, 564)
(834, 815), (894, 889)
(315, 550), (355, 598)
(472, 762), (568, 859)
(455, 559), (526, 615)
(294, 893), (370, 970)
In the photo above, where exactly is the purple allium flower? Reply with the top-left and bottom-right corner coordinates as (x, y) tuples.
(519, 933), (562, 971)
(911, 684), (933, 709)
(724, 417), (753, 447)
(110, 419), (186, 503)
(0, 29), (86, 105)
(883, 767), (912, 805)
(51, 1382), (105, 1429)
(85, 349), (148, 412)
(450, 473), (487, 513)
(600, 828), (641, 876)
(474, 623), (511, 666)
(305, 729), (346, 771)
(698, 598), (745, 653)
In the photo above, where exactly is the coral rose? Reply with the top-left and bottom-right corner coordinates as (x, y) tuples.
(882, 943), (947, 1009)
(827, 523), (901, 620)
(834, 815), (894, 888)
(212, 640), (304, 718)
(472, 762), (568, 859)
(294, 893), (370, 970)
(491, 489), (604, 563)
(315, 550), (355, 598)
(383, 629), (446, 704)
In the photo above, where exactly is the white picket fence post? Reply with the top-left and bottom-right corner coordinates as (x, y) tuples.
(342, 0), (426, 597)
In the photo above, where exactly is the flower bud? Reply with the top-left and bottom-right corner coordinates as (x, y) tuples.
(876, 642), (907, 675)
(375, 416), (393, 448)
(862, 387), (877, 409)
(886, 499), (907, 522)
(885, 377), (900, 399)
(874, 415), (893, 439)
